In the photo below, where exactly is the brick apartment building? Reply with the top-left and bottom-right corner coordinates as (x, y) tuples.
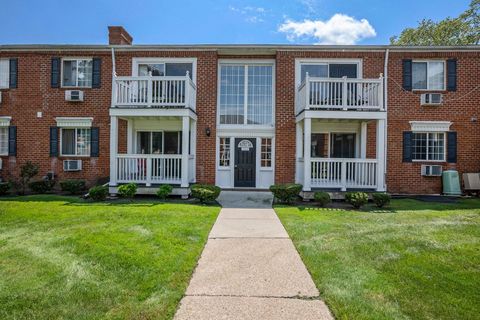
(0, 26), (479, 196)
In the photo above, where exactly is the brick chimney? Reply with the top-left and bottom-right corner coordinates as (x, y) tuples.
(108, 26), (133, 45)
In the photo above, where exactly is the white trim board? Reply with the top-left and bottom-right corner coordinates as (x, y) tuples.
(410, 121), (452, 132)
(55, 117), (93, 128)
(0, 116), (12, 127)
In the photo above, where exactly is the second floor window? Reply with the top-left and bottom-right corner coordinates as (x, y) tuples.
(138, 62), (193, 79)
(61, 128), (91, 156)
(219, 64), (273, 126)
(412, 61), (445, 90)
(62, 59), (93, 87)
(0, 60), (9, 89)
(0, 127), (8, 155)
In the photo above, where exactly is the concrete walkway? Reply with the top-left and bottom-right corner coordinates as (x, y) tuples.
(174, 191), (333, 320)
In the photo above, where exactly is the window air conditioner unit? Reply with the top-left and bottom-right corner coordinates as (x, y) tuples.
(63, 160), (82, 172)
(65, 90), (84, 102)
(420, 93), (442, 106)
(421, 165), (443, 176)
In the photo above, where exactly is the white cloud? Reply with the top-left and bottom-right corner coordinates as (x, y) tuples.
(278, 14), (376, 45)
(229, 5), (267, 23)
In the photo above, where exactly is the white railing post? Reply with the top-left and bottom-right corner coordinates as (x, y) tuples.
(303, 118), (311, 191)
(340, 160), (347, 191)
(109, 116), (118, 187)
(146, 157), (152, 187)
(147, 73), (153, 108)
(305, 72), (310, 110)
(111, 76), (117, 108)
(360, 122), (368, 158)
(342, 76), (348, 110)
(379, 75), (385, 111)
(185, 71), (190, 109)
(181, 116), (190, 188)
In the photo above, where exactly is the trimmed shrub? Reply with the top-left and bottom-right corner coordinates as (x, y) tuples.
(372, 193), (391, 208)
(269, 183), (302, 204)
(0, 182), (11, 195)
(191, 184), (221, 204)
(29, 180), (55, 194)
(60, 179), (86, 195)
(18, 161), (40, 195)
(345, 192), (369, 209)
(117, 183), (137, 198)
(156, 185), (173, 200)
(89, 185), (109, 201)
(314, 191), (331, 207)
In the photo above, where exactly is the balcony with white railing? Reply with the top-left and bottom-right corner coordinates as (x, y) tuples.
(112, 73), (196, 111)
(296, 74), (384, 115)
(115, 154), (193, 186)
(310, 158), (378, 190)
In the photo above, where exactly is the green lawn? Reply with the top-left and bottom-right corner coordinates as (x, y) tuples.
(0, 195), (220, 320)
(275, 199), (480, 320)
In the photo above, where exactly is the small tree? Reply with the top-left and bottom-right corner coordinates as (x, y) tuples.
(19, 161), (39, 195)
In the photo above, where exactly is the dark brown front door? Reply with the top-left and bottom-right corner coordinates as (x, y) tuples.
(234, 138), (256, 187)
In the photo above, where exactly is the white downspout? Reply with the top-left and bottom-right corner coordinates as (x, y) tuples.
(383, 49), (389, 191)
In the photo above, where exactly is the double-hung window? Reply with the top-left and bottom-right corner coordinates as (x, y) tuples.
(412, 132), (445, 161)
(412, 61), (445, 90)
(62, 59), (93, 87)
(0, 59), (9, 89)
(0, 127), (8, 155)
(61, 128), (91, 156)
(219, 63), (273, 125)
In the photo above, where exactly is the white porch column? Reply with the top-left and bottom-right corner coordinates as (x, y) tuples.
(109, 116), (118, 186)
(190, 119), (197, 183)
(181, 116), (190, 188)
(127, 118), (134, 154)
(296, 121), (303, 184)
(360, 121), (368, 158)
(303, 118), (311, 191)
(376, 119), (386, 191)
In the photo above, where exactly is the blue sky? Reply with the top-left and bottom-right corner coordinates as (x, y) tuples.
(0, 0), (472, 45)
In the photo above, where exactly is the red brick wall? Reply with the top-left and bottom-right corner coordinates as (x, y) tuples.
(386, 51), (480, 194)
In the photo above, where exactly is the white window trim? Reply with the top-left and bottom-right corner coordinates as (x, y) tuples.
(56, 117), (93, 128)
(260, 137), (273, 170)
(131, 57), (197, 84)
(412, 60), (446, 91)
(0, 59), (10, 89)
(0, 116), (12, 127)
(295, 58), (363, 87)
(218, 137), (231, 169)
(59, 128), (91, 157)
(217, 59), (276, 128)
(410, 121), (452, 132)
(411, 132), (447, 163)
(61, 58), (93, 88)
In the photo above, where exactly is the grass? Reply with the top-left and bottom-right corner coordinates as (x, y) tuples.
(275, 199), (480, 320)
(0, 195), (220, 320)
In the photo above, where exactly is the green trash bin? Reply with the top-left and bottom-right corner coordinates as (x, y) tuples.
(442, 170), (462, 195)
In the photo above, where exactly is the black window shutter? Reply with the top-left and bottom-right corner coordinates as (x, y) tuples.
(92, 58), (101, 88)
(8, 126), (16, 156)
(402, 59), (413, 91)
(50, 127), (59, 157)
(9, 58), (18, 89)
(447, 131), (457, 163)
(51, 57), (61, 88)
(403, 131), (413, 162)
(90, 127), (99, 157)
(447, 59), (457, 92)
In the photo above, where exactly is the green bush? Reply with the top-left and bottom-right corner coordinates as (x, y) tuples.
(269, 183), (302, 204)
(314, 191), (331, 207)
(345, 192), (369, 209)
(117, 183), (137, 198)
(18, 161), (40, 195)
(29, 180), (55, 194)
(156, 185), (173, 200)
(60, 179), (86, 195)
(0, 182), (11, 195)
(89, 185), (109, 201)
(191, 184), (221, 204)
(372, 193), (391, 208)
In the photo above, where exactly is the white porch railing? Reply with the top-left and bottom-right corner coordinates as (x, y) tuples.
(113, 74), (196, 110)
(116, 154), (183, 185)
(297, 75), (384, 114)
(311, 158), (377, 189)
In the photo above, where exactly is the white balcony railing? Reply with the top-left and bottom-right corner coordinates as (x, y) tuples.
(116, 154), (183, 185)
(112, 74), (196, 110)
(297, 75), (384, 114)
(311, 158), (377, 189)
